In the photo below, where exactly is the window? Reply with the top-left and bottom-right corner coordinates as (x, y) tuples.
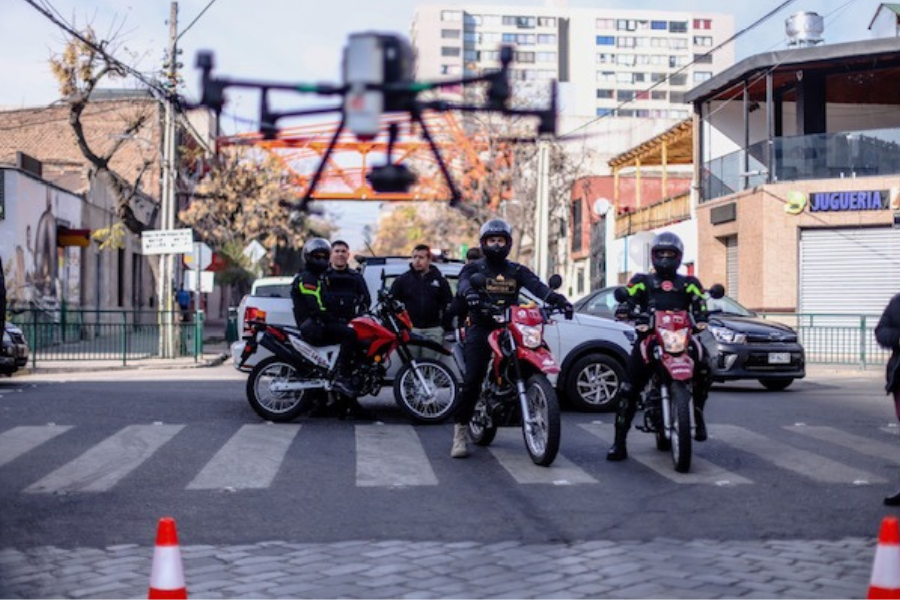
(669, 55), (688, 68)
(596, 18), (614, 29)
(669, 73), (687, 86)
(650, 37), (667, 48)
(537, 34), (557, 44)
(651, 90), (667, 100)
(636, 20), (651, 30)
(463, 31), (479, 42)
(516, 16), (536, 28)
(617, 90), (636, 102)
(502, 15), (517, 25)
(669, 21), (688, 33)
(596, 35), (615, 45)
(694, 35), (713, 47)
(538, 17), (556, 27)
(634, 37), (648, 48)
(596, 89), (614, 98)
(693, 18), (712, 29)
(571, 200), (583, 253)
(441, 10), (461, 21)
(536, 51), (557, 62)
(693, 71), (712, 83)
(440, 65), (462, 75)
(615, 53), (635, 66)
(693, 52), (713, 63)
(616, 72), (633, 84)
(617, 19), (636, 31)
(465, 14), (482, 25)
(651, 20), (667, 30)
(618, 109), (635, 117)
(441, 46), (461, 57)
(596, 70), (615, 83)
(596, 107), (613, 117)
(441, 29), (460, 39)
(482, 32), (501, 44)
(596, 52), (615, 63)
(516, 33), (535, 45)
(617, 36), (635, 48)
(482, 15), (502, 26)
(464, 50), (478, 61)
(633, 72), (646, 83)
(516, 51), (535, 63)
(481, 50), (500, 62)
(650, 72), (666, 82)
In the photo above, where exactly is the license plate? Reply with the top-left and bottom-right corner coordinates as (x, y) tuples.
(768, 352), (790, 364)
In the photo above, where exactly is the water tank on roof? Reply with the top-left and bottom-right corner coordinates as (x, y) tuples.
(785, 11), (825, 47)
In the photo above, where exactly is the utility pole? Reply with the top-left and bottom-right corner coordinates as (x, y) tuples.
(533, 138), (551, 282)
(158, 1), (179, 358)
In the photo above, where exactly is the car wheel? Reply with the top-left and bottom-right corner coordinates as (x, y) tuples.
(759, 378), (794, 391)
(565, 353), (625, 412)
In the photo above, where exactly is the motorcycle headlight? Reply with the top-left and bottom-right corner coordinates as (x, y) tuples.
(660, 328), (688, 353)
(515, 323), (543, 349)
(709, 325), (746, 344)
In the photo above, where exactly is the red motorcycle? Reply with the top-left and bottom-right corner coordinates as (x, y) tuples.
(466, 273), (571, 466)
(240, 287), (459, 423)
(614, 286), (720, 472)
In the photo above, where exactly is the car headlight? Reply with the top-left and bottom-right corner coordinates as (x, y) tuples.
(659, 328), (688, 353)
(515, 323), (543, 349)
(709, 325), (746, 344)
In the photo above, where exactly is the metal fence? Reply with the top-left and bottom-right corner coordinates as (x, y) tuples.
(757, 312), (889, 368)
(9, 309), (204, 366)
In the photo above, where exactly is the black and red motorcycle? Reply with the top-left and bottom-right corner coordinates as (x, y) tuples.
(613, 284), (722, 472)
(465, 273), (572, 467)
(239, 286), (459, 423)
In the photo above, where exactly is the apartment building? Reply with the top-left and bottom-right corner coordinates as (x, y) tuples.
(411, 4), (734, 119)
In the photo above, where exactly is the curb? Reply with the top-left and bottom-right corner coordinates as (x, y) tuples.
(15, 351), (230, 376)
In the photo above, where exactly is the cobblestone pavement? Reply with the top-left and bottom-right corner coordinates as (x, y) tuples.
(0, 537), (873, 599)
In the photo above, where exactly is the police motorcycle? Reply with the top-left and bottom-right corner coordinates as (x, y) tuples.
(612, 284), (723, 473)
(240, 276), (459, 424)
(465, 273), (572, 467)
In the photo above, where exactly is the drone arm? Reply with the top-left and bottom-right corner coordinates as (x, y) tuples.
(297, 115), (346, 212)
(411, 110), (463, 209)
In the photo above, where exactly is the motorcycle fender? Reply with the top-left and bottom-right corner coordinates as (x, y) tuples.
(406, 332), (451, 356)
(661, 354), (694, 380)
(518, 347), (561, 374)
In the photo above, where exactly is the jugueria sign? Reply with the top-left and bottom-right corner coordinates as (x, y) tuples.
(785, 189), (892, 214)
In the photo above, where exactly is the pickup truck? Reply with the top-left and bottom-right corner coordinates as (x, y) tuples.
(230, 257), (636, 412)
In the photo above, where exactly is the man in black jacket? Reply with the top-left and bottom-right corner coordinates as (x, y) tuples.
(390, 244), (453, 360)
(876, 292), (900, 505)
(451, 220), (572, 458)
(327, 240), (371, 320)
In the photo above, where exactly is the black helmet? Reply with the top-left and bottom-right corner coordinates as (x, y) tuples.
(303, 238), (331, 274)
(650, 231), (684, 276)
(479, 219), (513, 264)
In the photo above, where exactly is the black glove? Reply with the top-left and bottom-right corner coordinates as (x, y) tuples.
(465, 290), (481, 309)
(546, 291), (565, 307)
(614, 304), (631, 321)
(563, 302), (574, 320)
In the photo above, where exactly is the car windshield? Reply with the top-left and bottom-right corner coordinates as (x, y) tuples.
(253, 284), (293, 298)
(706, 295), (755, 317)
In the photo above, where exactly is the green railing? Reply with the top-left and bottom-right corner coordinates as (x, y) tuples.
(9, 309), (204, 366)
(757, 312), (888, 368)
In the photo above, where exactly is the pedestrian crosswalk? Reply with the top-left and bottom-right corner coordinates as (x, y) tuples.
(0, 420), (895, 494)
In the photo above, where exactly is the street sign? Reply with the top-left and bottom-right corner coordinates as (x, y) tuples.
(184, 270), (214, 293)
(142, 229), (194, 255)
(184, 242), (213, 270)
(243, 240), (267, 264)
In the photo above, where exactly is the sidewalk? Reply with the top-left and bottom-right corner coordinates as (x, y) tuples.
(17, 319), (232, 375)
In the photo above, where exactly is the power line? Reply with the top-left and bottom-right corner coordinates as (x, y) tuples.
(177, 0), (222, 41)
(560, 0), (801, 139)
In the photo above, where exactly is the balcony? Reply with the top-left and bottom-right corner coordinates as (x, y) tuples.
(615, 191), (691, 238)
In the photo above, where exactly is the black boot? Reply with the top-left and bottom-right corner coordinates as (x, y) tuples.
(694, 407), (707, 442)
(606, 427), (628, 461)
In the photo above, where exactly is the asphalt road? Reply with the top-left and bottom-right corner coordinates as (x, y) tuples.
(0, 364), (894, 598)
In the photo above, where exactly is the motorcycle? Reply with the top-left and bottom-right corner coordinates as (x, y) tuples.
(465, 273), (572, 467)
(239, 286), (459, 424)
(612, 284), (722, 473)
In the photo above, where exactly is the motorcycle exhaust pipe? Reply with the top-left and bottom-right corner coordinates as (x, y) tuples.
(660, 385), (671, 440)
(260, 334), (305, 364)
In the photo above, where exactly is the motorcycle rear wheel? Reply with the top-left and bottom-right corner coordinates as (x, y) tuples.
(669, 380), (693, 473)
(246, 357), (316, 422)
(522, 374), (561, 467)
(393, 359), (459, 424)
(468, 396), (497, 446)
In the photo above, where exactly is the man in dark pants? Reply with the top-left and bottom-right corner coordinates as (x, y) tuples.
(390, 244), (453, 360)
(291, 238), (374, 420)
(452, 220), (572, 458)
(606, 231), (711, 461)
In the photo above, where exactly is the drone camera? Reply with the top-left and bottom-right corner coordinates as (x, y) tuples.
(367, 163), (418, 193)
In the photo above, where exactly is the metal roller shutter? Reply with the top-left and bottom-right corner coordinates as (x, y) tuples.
(800, 227), (900, 315)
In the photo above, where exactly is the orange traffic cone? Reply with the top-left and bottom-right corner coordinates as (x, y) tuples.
(148, 517), (188, 599)
(869, 516), (900, 599)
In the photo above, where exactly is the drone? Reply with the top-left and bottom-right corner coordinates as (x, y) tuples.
(194, 31), (557, 214)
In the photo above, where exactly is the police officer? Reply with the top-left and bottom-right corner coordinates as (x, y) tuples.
(451, 219), (572, 458)
(606, 231), (711, 461)
(291, 238), (374, 420)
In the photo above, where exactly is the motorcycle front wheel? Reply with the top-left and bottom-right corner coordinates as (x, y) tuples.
(669, 380), (693, 473)
(393, 359), (459, 424)
(246, 357), (317, 422)
(468, 395), (497, 446)
(522, 374), (561, 467)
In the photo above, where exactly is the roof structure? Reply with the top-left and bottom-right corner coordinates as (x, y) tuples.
(607, 119), (692, 169)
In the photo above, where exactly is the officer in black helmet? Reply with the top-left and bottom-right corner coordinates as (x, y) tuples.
(291, 238), (375, 420)
(606, 231), (711, 461)
(450, 218), (573, 458)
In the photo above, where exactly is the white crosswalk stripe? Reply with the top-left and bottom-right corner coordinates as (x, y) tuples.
(785, 424), (898, 461)
(579, 422), (752, 485)
(356, 424), (438, 487)
(714, 424), (886, 484)
(0, 425), (72, 468)
(188, 424), (300, 490)
(487, 429), (597, 485)
(25, 424), (184, 494)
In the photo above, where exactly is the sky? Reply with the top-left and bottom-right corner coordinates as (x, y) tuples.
(0, 0), (884, 250)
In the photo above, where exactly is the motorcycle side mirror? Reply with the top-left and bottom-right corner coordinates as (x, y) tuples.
(613, 286), (629, 303)
(709, 284), (726, 299)
(470, 273), (487, 290)
(548, 274), (562, 290)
